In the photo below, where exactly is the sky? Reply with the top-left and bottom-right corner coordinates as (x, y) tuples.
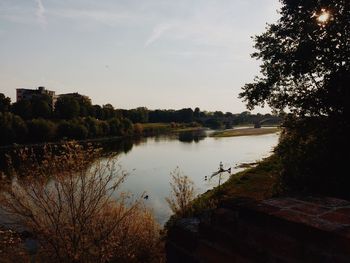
(0, 0), (281, 113)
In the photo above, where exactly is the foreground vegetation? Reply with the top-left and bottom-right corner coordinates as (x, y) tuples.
(0, 143), (164, 262)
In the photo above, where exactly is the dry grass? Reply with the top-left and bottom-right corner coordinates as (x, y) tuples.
(211, 127), (279, 138)
(0, 143), (164, 263)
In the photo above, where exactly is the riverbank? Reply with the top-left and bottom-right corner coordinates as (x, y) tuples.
(210, 127), (279, 138)
(190, 154), (281, 215)
(0, 124), (205, 151)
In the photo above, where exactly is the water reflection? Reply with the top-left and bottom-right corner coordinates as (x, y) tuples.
(178, 130), (206, 143)
(0, 130), (279, 226)
(98, 132), (279, 225)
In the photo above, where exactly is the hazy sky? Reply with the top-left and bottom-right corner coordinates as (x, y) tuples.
(0, 0), (281, 113)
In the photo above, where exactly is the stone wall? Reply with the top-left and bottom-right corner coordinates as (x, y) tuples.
(166, 197), (350, 262)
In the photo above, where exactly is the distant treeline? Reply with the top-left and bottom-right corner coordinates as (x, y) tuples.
(0, 92), (281, 146)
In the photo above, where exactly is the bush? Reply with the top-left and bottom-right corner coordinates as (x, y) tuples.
(276, 116), (349, 199)
(166, 168), (195, 218)
(0, 143), (163, 262)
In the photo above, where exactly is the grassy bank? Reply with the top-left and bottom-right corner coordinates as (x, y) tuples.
(191, 155), (281, 213)
(211, 127), (279, 138)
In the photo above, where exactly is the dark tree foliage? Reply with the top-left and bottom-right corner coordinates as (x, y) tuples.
(0, 93), (11, 112)
(276, 115), (348, 197)
(194, 107), (200, 119)
(32, 99), (52, 119)
(240, 0), (350, 198)
(27, 119), (55, 142)
(0, 112), (28, 145)
(92, 105), (104, 119)
(126, 107), (149, 123)
(76, 96), (92, 117)
(204, 118), (224, 129)
(11, 100), (32, 120)
(57, 121), (88, 140)
(102, 104), (116, 120)
(240, 0), (350, 117)
(176, 108), (194, 123)
(55, 96), (80, 119)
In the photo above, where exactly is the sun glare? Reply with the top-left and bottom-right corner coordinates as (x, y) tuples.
(317, 9), (331, 23)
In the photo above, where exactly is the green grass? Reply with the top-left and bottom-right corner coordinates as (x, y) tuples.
(211, 127), (279, 138)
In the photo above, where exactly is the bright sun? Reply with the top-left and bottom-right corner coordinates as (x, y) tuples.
(317, 10), (331, 23)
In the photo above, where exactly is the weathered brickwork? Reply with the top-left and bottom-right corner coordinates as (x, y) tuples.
(166, 197), (350, 262)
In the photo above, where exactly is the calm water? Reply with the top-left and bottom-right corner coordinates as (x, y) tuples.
(100, 130), (279, 225)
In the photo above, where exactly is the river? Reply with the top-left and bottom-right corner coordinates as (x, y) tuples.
(98, 129), (279, 225)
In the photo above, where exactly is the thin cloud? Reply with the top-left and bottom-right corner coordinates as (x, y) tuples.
(144, 23), (174, 47)
(35, 0), (47, 29)
(51, 9), (140, 27)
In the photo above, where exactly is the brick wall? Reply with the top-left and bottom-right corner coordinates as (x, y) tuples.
(166, 197), (350, 262)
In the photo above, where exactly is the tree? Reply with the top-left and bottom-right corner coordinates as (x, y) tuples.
(102, 104), (116, 120)
(27, 119), (55, 142)
(92, 105), (103, 119)
(76, 95), (92, 117)
(32, 99), (52, 119)
(108, 118), (122, 136)
(0, 93), (11, 112)
(239, 0), (350, 198)
(57, 120), (88, 140)
(0, 112), (28, 145)
(55, 96), (80, 119)
(128, 107), (149, 123)
(240, 0), (350, 117)
(84, 117), (102, 137)
(11, 100), (32, 120)
(176, 108), (194, 123)
(194, 107), (200, 119)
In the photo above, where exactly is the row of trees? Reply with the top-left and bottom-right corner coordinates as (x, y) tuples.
(9, 94), (121, 121)
(1, 92), (279, 125)
(0, 112), (133, 145)
(0, 91), (280, 145)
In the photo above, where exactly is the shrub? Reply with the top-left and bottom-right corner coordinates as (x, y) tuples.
(276, 115), (349, 199)
(165, 168), (195, 218)
(0, 143), (163, 262)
